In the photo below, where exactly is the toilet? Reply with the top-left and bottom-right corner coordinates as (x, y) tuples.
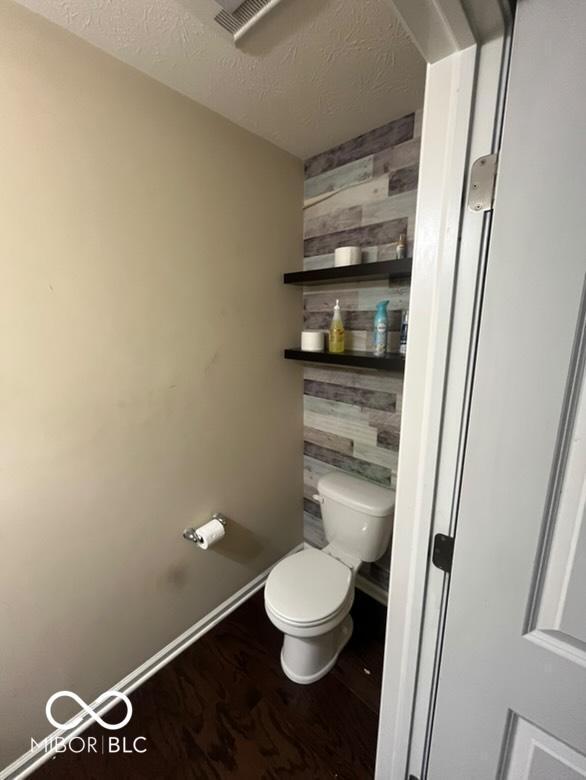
(264, 471), (394, 684)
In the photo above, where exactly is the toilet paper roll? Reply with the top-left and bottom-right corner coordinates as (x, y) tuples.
(301, 330), (325, 352)
(334, 246), (362, 267)
(195, 518), (225, 549)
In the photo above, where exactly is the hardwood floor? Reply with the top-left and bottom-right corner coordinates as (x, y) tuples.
(35, 589), (386, 779)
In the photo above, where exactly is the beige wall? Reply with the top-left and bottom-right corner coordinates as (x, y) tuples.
(0, 0), (303, 765)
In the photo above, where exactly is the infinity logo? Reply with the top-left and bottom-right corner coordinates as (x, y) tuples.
(45, 690), (133, 731)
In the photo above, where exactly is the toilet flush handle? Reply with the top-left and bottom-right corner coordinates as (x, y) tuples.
(312, 494), (324, 504)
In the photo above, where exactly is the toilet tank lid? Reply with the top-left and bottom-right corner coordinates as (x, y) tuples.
(317, 472), (394, 517)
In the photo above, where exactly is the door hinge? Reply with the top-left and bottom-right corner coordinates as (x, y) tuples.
(432, 533), (455, 574)
(467, 153), (498, 212)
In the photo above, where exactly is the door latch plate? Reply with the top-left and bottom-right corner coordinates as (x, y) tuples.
(467, 153), (498, 212)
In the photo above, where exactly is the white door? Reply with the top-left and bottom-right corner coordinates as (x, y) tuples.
(428, 0), (586, 777)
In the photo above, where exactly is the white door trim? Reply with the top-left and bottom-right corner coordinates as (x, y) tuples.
(385, 0), (474, 63)
(375, 44), (478, 780)
(407, 28), (512, 777)
(376, 2), (510, 777)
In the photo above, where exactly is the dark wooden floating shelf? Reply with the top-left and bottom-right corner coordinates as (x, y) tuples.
(283, 258), (412, 286)
(284, 349), (405, 372)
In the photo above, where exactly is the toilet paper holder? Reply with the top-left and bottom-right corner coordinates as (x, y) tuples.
(183, 512), (228, 545)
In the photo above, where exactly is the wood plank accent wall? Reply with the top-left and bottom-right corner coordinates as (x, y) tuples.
(303, 111), (422, 592)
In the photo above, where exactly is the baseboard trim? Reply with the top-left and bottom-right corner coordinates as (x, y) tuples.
(1, 543), (303, 780)
(355, 574), (388, 606)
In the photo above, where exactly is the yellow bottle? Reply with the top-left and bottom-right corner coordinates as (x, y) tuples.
(329, 299), (345, 354)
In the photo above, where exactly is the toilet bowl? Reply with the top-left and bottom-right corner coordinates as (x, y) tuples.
(265, 472), (394, 684)
(264, 547), (356, 683)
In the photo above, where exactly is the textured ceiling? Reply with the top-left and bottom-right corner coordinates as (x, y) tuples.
(12, 0), (426, 158)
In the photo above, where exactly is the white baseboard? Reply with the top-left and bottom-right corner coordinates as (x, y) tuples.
(355, 574), (388, 606)
(0, 543), (303, 780)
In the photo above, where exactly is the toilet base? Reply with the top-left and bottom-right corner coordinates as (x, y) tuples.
(280, 615), (353, 685)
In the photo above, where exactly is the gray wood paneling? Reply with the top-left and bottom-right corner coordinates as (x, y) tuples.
(303, 426), (354, 455)
(303, 218), (407, 257)
(302, 114), (422, 595)
(303, 309), (402, 332)
(304, 113), (415, 178)
(304, 379), (397, 412)
(304, 156), (374, 200)
(373, 137), (421, 176)
(388, 164), (419, 195)
(377, 426), (401, 450)
(303, 442), (392, 485)
(304, 205), (363, 239)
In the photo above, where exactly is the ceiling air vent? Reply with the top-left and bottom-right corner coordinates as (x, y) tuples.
(214, 0), (286, 43)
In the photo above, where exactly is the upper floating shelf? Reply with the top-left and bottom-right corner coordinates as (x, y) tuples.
(283, 258), (412, 286)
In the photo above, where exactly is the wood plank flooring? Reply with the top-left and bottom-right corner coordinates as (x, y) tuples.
(34, 589), (386, 779)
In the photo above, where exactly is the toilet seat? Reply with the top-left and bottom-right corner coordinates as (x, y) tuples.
(265, 548), (353, 628)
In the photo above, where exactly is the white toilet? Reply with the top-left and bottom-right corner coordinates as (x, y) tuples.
(264, 471), (393, 684)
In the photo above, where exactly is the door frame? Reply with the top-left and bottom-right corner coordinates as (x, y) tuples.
(376, 2), (512, 777)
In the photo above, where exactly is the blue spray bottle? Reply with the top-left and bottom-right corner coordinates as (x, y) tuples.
(373, 300), (390, 357)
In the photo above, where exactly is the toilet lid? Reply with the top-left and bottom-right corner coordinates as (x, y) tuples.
(265, 548), (352, 626)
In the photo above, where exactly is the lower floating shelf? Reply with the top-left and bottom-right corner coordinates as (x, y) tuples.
(284, 348), (405, 372)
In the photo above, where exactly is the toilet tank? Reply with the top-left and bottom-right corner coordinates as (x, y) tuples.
(316, 472), (394, 562)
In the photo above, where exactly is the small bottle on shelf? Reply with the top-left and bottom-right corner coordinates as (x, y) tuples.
(399, 310), (409, 355)
(329, 299), (345, 354)
(396, 233), (407, 260)
(373, 300), (390, 357)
